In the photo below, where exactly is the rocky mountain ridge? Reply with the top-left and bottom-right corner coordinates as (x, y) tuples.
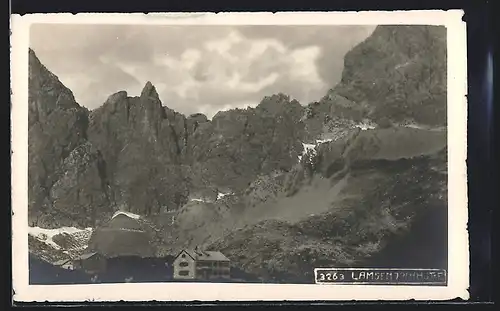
(28, 25), (448, 282)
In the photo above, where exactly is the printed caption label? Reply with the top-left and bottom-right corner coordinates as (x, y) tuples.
(314, 268), (447, 286)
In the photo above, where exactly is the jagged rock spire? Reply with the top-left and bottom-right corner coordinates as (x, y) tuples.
(140, 81), (160, 101)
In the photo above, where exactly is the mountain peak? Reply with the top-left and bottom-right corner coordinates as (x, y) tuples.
(28, 47), (81, 116)
(140, 81), (160, 101)
(29, 47), (36, 58)
(259, 93), (291, 106)
(28, 48), (44, 71)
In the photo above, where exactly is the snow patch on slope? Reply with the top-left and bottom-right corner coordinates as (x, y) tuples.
(299, 139), (335, 161)
(397, 120), (446, 132)
(355, 122), (376, 130)
(217, 192), (233, 200)
(394, 60), (412, 69)
(404, 123), (445, 131)
(316, 139), (333, 144)
(28, 226), (93, 250)
(298, 143), (317, 161)
(112, 210), (141, 219)
(190, 198), (207, 203)
(303, 143), (317, 152)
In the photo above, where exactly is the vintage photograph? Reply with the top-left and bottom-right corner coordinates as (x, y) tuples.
(11, 11), (468, 302)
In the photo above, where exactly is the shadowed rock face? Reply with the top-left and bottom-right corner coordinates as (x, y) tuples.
(86, 84), (191, 215)
(28, 49), (105, 228)
(189, 93), (306, 192)
(28, 25), (448, 282)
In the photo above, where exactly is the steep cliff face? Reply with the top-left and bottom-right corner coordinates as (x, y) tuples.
(325, 25), (447, 127)
(28, 52), (315, 224)
(85, 88), (309, 214)
(28, 49), (105, 228)
(42, 142), (114, 227)
(86, 84), (193, 215)
(190, 93), (306, 192)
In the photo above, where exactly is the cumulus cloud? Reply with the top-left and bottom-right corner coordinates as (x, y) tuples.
(30, 24), (375, 118)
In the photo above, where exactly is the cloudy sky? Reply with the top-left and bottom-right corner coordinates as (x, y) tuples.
(30, 24), (375, 118)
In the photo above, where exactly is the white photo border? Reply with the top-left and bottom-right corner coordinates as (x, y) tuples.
(10, 10), (469, 302)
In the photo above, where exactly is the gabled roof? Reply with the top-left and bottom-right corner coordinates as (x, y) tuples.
(198, 251), (230, 262)
(174, 249), (196, 261)
(175, 249), (230, 262)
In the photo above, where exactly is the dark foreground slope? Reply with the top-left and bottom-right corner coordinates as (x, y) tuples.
(29, 254), (91, 284)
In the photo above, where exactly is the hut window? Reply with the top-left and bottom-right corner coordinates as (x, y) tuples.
(181, 254), (186, 258)
(179, 262), (189, 267)
(179, 270), (189, 276)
